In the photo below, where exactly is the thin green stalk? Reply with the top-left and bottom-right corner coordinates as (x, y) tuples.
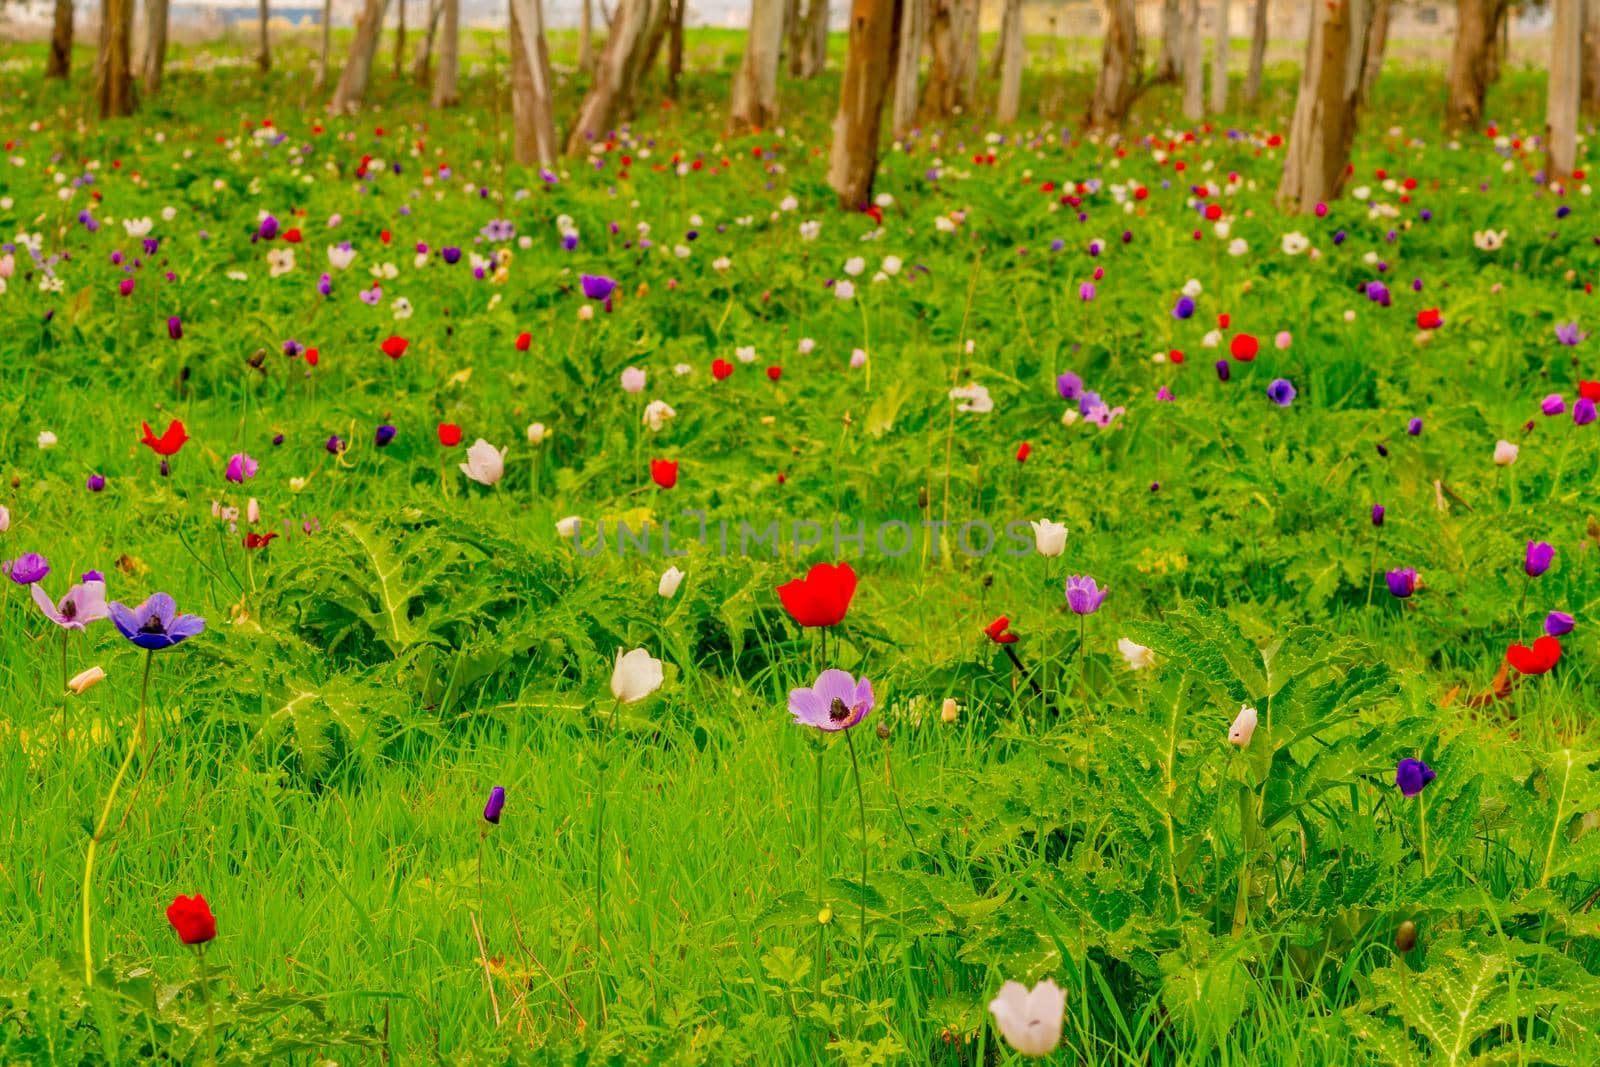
(813, 742), (826, 1007)
(198, 944), (216, 1061)
(83, 650), (154, 986)
(593, 695), (621, 1025)
(844, 728), (868, 952)
(1417, 790), (1431, 878)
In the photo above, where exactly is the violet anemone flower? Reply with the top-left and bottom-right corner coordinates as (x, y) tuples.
(5, 553), (50, 585)
(1525, 541), (1555, 577)
(1055, 372), (1084, 401)
(1575, 399), (1597, 426)
(32, 580), (108, 630)
(1555, 322), (1587, 346)
(1267, 379), (1296, 407)
(1545, 611), (1575, 637)
(580, 274), (618, 312)
(1064, 575), (1106, 615)
(108, 592), (206, 650)
(1395, 758), (1435, 797)
(788, 669), (875, 732)
(1385, 568), (1418, 598)
(225, 453), (258, 483)
(483, 786), (506, 824)
(1372, 504), (1386, 526)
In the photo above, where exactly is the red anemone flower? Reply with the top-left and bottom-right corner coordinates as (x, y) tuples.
(243, 532), (279, 549)
(984, 616), (1019, 644)
(381, 335), (409, 359)
(166, 893), (217, 945)
(1016, 442), (1031, 463)
(1417, 308), (1443, 330)
(1506, 636), (1561, 675)
(650, 459), (679, 489)
(1230, 334), (1259, 361)
(140, 419), (188, 456)
(515, 331), (532, 351)
(437, 423), (462, 447)
(777, 561), (858, 628)
(712, 358), (734, 381)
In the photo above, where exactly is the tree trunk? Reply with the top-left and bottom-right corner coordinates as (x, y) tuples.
(1359, 0), (1389, 106)
(804, 0), (830, 75)
(1086, 0), (1137, 128)
(1156, 0), (1181, 83)
(566, 0), (670, 154)
(829, 0), (903, 208)
(1548, 0), (1581, 179)
(314, 0), (334, 90)
(989, 0), (1011, 76)
(432, 0), (459, 104)
(996, 0), (1024, 122)
(393, 0), (407, 77)
(1584, 0), (1600, 115)
(330, 0), (392, 112)
(96, 0), (136, 116)
(1181, 0), (1202, 119)
(920, 0), (977, 118)
(890, 0), (924, 137)
(1244, 0), (1267, 103)
(48, 0), (74, 79)
(1278, 0), (1374, 212)
(258, 0), (272, 72)
(1446, 0), (1504, 129)
(510, 0), (559, 165)
(1209, 0), (1229, 113)
(731, 0), (787, 131)
(580, 0), (595, 70)
(142, 0), (169, 94)
(667, 0), (686, 92)
(411, 0), (443, 85)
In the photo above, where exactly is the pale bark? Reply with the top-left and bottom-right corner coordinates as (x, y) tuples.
(96, 0), (136, 116)
(1244, 0), (1267, 104)
(580, 0), (594, 70)
(829, 0), (902, 208)
(731, 0), (787, 131)
(1359, 0), (1389, 106)
(996, 0), (1024, 122)
(1156, 0), (1182, 83)
(890, 0), (925, 137)
(1548, 0), (1580, 179)
(433, 0), (460, 105)
(1277, 0), (1374, 212)
(511, 0), (559, 165)
(314, 0), (333, 90)
(48, 0), (73, 79)
(667, 0), (686, 92)
(790, 0), (829, 77)
(1446, 0), (1506, 130)
(1087, 0), (1138, 128)
(1209, 0), (1229, 113)
(411, 0), (444, 85)
(1181, 0), (1202, 119)
(142, 0), (169, 94)
(920, 0), (977, 118)
(566, 0), (671, 153)
(258, 0), (272, 73)
(330, 0), (392, 113)
(393, 0), (406, 77)
(1584, 0), (1600, 115)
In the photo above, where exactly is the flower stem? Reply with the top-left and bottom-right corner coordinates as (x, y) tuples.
(844, 729), (868, 952)
(813, 742), (826, 1006)
(198, 944), (216, 1060)
(59, 630), (69, 744)
(593, 696), (620, 1025)
(1417, 791), (1431, 878)
(83, 650), (154, 986)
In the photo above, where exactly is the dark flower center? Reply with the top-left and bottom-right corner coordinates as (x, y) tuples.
(141, 615), (166, 634)
(828, 698), (852, 722)
(61, 599), (77, 619)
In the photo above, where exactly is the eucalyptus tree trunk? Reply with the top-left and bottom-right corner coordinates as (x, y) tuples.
(1446, 0), (1506, 130)
(511, 0), (559, 164)
(889, 0), (925, 137)
(1244, 0), (1267, 104)
(1181, 0), (1202, 119)
(393, 0), (407, 77)
(96, 0), (136, 116)
(1277, 0), (1374, 212)
(730, 0), (787, 131)
(788, 0), (829, 76)
(433, 0), (460, 104)
(411, 0), (444, 85)
(1548, 0), (1580, 179)
(314, 0), (334, 90)
(48, 0), (74, 79)
(330, 0), (392, 112)
(995, 0), (1024, 122)
(142, 0), (170, 94)
(1584, 0), (1600, 115)
(1156, 0), (1182, 82)
(1359, 0), (1389, 106)
(1209, 0), (1229, 113)
(829, 0), (903, 208)
(566, 0), (671, 153)
(258, 0), (272, 73)
(1087, 0), (1137, 128)
(920, 0), (977, 118)
(580, 0), (595, 69)
(667, 0), (686, 92)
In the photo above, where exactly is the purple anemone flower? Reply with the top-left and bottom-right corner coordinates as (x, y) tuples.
(1385, 568), (1418, 598)
(1407, 418), (1423, 436)
(225, 453), (258, 483)
(1395, 758), (1435, 797)
(1541, 395), (1566, 417)
(258, 215), (279, 240)
(483, 786), (506, 824)
(1372, 504), (1385, 526)
(32, 580), (108, 630)
(1555, 322), (1587, 346)
(326, 434), (346, 455)
(1267, 378), (1296, 407)
(1056, 372), (1084, 401)
(1525, 541), (1555, 577)
(375, 424), (397, 447)
(1545, 611), (1575, 637)
(1576, 398), (1598, 426)
(167, 316), (183, 340)
(788, 669), (875, 732)
(441, 247), (462, 265)
(1064, 575), (1106, 615)
(5, 553), (50, 585)
(1215, 360), (1231, 382)
(108, 592), (206, 650)
(1172, 295), (1195, 320)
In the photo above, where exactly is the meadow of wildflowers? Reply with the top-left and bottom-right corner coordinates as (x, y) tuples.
(0, 33), (1597, 1064)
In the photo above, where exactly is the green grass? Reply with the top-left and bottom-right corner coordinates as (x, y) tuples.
(0, 30), (1598, 1064)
